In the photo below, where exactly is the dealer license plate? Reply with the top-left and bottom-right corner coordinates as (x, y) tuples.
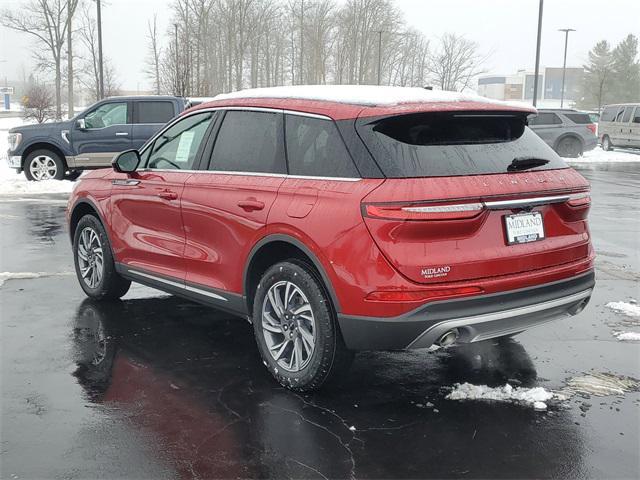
(504, 212), (545, 245)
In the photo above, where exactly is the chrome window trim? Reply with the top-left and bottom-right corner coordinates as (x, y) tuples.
(127, 268), (228, 302)
(138, 106), (361, 181)
(484, 194), (573, 209)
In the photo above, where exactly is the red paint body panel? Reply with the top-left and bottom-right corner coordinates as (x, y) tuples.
(110, 170), (192, 280)
(181, 173), (284, 292)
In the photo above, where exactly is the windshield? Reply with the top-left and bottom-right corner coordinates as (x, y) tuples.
(356, 112), (568, 178)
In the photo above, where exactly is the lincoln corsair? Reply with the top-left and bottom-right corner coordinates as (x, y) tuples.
(67, 85), (595, 391)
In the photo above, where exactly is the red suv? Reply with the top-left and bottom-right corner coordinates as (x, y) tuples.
(67, 86), (595, 391)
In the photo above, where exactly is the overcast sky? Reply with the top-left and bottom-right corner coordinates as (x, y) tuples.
(1, 0), (639, 91)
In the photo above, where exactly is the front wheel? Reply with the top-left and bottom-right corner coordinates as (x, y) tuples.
(252, 261), (353, 392)
(73, 214), (131, 300)
(602, 135), (613, 151)
(24, 149), (66, 181)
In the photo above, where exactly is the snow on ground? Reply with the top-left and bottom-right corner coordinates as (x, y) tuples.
(564, 146), (640, 163)
(0, 271), (74, 287)
(606, 300), (640, 318)
(0, 116), (75, 196)
(562, 372), (639, 397)
(613, 332), (640, 342)
(445, 383), (565, 410)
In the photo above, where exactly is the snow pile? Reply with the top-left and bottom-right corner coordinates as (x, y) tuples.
(606, 300), (640, 318)
(446, 382), (564, 410)
(613, 331), (640, 342)
(215, 85), (516, 107)
(0, 116), (75, 196)
(565, 146), (640, 163)
(563, 372), (639, 397)
(0, 271), (74, 287)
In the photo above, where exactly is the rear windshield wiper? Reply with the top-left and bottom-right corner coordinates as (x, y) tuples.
(508, 157), (550, 172)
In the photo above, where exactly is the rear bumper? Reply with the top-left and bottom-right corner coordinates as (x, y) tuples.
(584, 136), (598, 152)
(337, 270), (595, 350)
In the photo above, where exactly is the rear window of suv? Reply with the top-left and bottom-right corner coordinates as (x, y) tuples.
(564, 113), (592, 124)
(356, 112), (567, 178)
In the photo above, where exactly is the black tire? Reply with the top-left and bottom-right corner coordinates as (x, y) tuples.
(23, 149), (66, 181)
(555, 136), (583, 158)
(65, 170), (82, 181)
(252, 260), (353, 392)
(73, 214), (131, 300)
(602, 135), (613, 151)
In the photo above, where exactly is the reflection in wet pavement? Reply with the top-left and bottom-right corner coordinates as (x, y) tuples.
(2, 165), (640, 479)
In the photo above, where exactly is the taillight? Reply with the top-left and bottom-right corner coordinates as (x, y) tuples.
(567, 192), (591, 207)
(365, 286), (483, 303)
(364, 202), (484, 221)
(586, 123), (597, 135)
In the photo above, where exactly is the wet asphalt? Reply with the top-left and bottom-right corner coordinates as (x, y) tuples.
(1, 163), (639, 479)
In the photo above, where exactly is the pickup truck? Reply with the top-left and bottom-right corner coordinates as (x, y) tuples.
(6, 95), (187, 181)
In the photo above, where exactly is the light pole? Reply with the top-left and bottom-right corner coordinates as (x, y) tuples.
(558, 28), (575, 108)
(532, 0), (544, 107)
(96, 0), (104, 99)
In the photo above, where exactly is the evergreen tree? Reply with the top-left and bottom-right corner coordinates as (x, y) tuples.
(611, 34), (640, 103)
(578, 40), (614, 113)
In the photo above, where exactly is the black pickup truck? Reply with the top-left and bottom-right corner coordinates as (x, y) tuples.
(6, 96), (187, 181)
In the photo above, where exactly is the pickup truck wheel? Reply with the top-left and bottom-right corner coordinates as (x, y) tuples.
(73, 214), (131, 300)
(253, 260), (353, 392)
(24, 149), (66, 181)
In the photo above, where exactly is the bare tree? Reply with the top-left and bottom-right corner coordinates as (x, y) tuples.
(2, 0), (79, 119)
(429, 33), (487, 91)
(21, 82), (56, 123)
(77, 5), (120, 101)
(145, 14), (162, 94)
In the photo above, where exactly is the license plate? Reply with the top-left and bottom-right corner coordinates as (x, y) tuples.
(504, 212), (545, 245)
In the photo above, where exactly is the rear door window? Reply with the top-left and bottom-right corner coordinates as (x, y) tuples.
(622, 107), (634, 123)
(135, 101), (176, 124)
(285, 115), (359, 178)
(356, 112), (567, 178)
(633, 107), (640, 124)
(564, 113), (592, 124)
(528, 112), (562, 125)
(209, 110), (285, 174)
(614, 108), (627, 122)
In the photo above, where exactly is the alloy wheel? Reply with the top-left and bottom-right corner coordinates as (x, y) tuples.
(77, 227), (104, 289)
(261, 280), (316, 372)
(29, 155), (58, 181)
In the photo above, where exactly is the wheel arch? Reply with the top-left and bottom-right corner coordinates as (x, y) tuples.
(22, 142), (69, 171)
(69, 198), (110, 245)
(553, 133), (584, 151)
(243, 234), (341, 315)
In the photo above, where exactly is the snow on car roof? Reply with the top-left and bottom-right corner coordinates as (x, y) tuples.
(214, 85), (499, 107)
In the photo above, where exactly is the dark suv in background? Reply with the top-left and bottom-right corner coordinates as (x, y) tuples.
(6, 96), (186, 181)
(528, 109), (598, 158)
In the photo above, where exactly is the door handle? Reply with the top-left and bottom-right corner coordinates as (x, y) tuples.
(158, 190), (178, 200)
(115, 132), (129, 136)
(237, 199), (265, 211)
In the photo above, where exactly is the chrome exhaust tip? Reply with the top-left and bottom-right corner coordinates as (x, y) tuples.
(438, 329), (459, 347)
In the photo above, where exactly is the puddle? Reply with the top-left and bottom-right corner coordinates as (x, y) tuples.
(562, 372), (639, 397)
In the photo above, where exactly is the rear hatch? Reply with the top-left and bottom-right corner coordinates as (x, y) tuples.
(357, 109), (591, 285)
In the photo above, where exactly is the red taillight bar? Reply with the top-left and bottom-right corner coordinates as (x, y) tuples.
(586, 123), (597, 135)
(364, 192), (590, 220)
(365, 286), (483, 303)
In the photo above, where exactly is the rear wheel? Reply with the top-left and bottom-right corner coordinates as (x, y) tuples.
(73, 214), (131, 300)
(602, 135), (613, 151)
(252, 260), (353, 391)
(24, 149), (65, 181)
(556, 137), (583, 158)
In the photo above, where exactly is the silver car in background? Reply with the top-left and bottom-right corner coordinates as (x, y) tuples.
(528, 109), (598, 158)
(598, 103), (640, 151)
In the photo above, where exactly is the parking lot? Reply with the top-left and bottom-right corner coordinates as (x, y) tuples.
(1, 162), (639, 479)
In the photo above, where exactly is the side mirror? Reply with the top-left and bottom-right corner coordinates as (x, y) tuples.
(112, 150), (140, 174)
(76, 118), (86, 130)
